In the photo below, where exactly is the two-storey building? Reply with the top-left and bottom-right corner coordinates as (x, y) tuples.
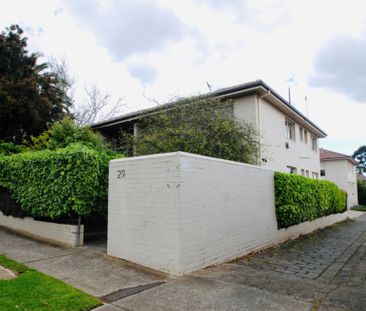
(92, 80), (327, 175)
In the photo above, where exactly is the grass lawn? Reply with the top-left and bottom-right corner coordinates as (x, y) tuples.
(0, 255), (101, 311)
(352, 205), (366, 212)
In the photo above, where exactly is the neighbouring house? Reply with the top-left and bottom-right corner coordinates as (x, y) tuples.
(320, 148), (359, 208)
(92, 80), (326, 174)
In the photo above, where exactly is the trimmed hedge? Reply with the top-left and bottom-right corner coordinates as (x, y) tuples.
(0, 144), (119, 219)
(274, 172), (347, 228)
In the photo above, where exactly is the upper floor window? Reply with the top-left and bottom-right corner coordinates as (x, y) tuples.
(304, 130), (308, 143)
(299, 127), (304, 141)
(311, 135), (317, 151)
(312, 172), (319, 179)
(285, 119), (296, 141)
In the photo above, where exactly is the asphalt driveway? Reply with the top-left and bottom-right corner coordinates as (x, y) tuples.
(1, 213), (366, 311)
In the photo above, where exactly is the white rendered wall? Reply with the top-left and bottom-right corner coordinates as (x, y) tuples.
(321, 159), (359, 208)
(232, 95), (321, 175)
(233, 95), (258, 127)
(108, 152), (355, 276)
(0, 211), (83, 246)
(259, 98), (320, 175)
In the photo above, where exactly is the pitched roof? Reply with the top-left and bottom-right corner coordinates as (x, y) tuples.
(91, 80), (327, 138)
(320, 148), (357, 165)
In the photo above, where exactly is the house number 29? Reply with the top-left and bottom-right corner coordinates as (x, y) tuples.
(117, 170), (126, 179)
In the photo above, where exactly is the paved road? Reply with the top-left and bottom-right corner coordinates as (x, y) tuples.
(1, 213), (366, 310)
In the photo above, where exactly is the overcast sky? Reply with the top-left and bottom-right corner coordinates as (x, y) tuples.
(1, 0), (366, 155)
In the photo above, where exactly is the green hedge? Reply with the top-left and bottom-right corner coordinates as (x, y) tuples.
(0, 144), (119, 219)
(274, 172), (347, 228)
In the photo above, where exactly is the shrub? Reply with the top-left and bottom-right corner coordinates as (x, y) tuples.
(120, 96), (260, 164)
(0, 144), (121, 219)
(30, 117), (108, 152)
(274, 172), (347, 228)
(0, 142), (28, 156)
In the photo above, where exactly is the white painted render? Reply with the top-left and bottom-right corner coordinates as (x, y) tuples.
(0, 211), (84, 246)
(233, 94), (321, 175)
(320, 159), (359, 208)
(107, 152), (354, 276)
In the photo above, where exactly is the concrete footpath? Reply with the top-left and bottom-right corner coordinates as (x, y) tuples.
(1, 212), (366, 311)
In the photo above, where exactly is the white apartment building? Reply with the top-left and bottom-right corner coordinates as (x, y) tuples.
(92, 80), (326, 175)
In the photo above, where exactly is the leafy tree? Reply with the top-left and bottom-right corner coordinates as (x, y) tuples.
(353, 145), (366, 174)
(30, 117), (109, 152)
(120, 96), (260, 164)
(0, 25), (71, 143)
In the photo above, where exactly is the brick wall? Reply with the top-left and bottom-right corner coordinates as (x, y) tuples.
(107, 152), (354, 275)
(0, 211), (84, 247)
(107, 152), (278, 275)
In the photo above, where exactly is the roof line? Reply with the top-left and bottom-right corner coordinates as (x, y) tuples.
(91, 80), (327, 136)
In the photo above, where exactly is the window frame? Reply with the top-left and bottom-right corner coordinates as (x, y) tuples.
(304, 129), (308, 143)
(311, 135), (318, 151)
(285, 119), (296, 141)
(299, 127), (304, 142)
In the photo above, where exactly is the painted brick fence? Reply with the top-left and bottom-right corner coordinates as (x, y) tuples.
(107, 152), (356, 275)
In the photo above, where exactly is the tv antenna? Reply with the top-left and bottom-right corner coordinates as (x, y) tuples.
(305, 96), (309, 118)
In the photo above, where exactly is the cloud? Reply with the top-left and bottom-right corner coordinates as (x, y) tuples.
(127, 63), (157, 84)
(309, 34), (366, 103)
(65, 0), (185, 61)
(202, 0), (244, 8)
(200, 0), (291, 31)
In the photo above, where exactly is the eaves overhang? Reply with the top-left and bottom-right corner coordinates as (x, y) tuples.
(92, 80), (327, 138)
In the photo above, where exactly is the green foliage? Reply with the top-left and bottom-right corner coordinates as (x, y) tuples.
(0, 256), (101, 311)
(0, 142), (27, 156)
(353, 145), (366, 174)
(357, 179), (366, 205)
(0, 144), (120, 219)
(274, 172), (347, 228)
(0, 25), (71, 143)
(30, 117), (108, 151)
(120, 96), (260, 164)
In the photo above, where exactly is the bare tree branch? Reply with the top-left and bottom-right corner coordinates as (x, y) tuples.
(73, 84), (126, 125)
(48, 56), (75, 112)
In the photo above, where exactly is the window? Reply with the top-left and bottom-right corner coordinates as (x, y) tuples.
(304, 130), (308, 143)
(299, 127), (304, 142)
(287, 166), (297, 174)
(311, 135), (317, 151)
(301, 169), (305, 176)
(312, 172), (319, 179)
(306, 170), (309, 177)
(320, 169), (326, 176)
(285, 119), (296, 141)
